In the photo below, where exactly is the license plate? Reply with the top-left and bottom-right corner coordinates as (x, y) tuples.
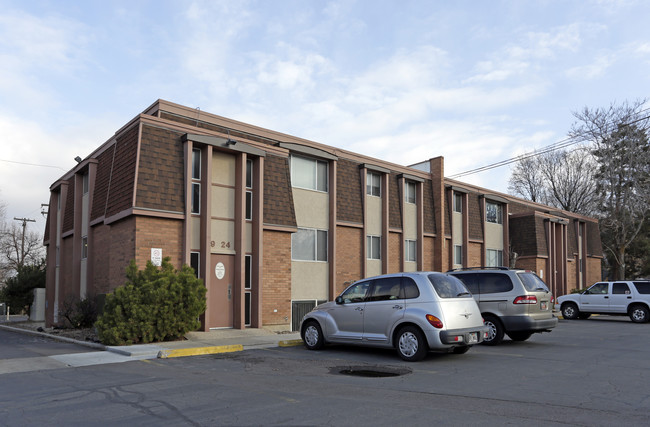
(541, 302), (548, 310)
(468, 332), (478, 344)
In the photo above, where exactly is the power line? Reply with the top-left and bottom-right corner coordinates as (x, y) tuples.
(448, 110), (650, 179)
(0, 159), (66, 171)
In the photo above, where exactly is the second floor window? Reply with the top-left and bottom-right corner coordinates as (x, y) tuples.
(454, 245), (463, 266)
(486, 249), (503, 267)
(291, 155), (328, 192)
(486, 201), (503, 224)
(405, 239), (416, 262)
(367, 235), (381, 260)
(453, 193), (462, 213)
(405, 181), (416, 204)
(367, 172), (381, 197)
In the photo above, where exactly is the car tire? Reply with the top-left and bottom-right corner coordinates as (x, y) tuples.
(507, 331), (533, 342)
(302, 320), (325, 350)
(482, 315), (504, 346)
(452, 346), (470, 354)
(561, 303), (580, 320)
(396, 326), (428, 362)
(629, 305), (650, 323)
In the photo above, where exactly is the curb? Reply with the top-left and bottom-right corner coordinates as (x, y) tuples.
(278, 339), (303, 347)
(158, 345), (243, 358)
(0, 324), (106, 351)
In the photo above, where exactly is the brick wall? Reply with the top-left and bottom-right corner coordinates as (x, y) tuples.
(388, 232), (401, 273)
(423, 237), (435, 271)
(59, 236), (75, 302)
(566, 257), (578, 292)
(468, 242), (482, 268)
(134, 216), (184, 269)
(586, 257), (602, 286)
(262, 230), (292, 325)
(336, 226), (362, 292)
(90, 224), (111, 294)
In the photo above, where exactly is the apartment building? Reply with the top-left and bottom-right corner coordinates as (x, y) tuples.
(44, 99), (603, 330)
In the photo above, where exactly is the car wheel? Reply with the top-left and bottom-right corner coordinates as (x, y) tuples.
(302, 320), (324, 350)
(629, 305), (650, 323)
(452, 346), (470, 354)
(482, 315), (504, 346)
(561, 303), (579, 320)
(578, 313), (591, 320)
(396, 326), (428, 362)
(507, 331), (533, 341)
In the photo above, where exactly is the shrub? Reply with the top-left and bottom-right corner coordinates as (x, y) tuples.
(0, 260), (46, 314)
(95, 258), (206, 346)
(58, 294), (98, 329)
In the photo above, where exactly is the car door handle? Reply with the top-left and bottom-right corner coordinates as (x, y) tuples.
(355, 307), (363, 311)
(604, 296), (609, 299)
(393, 305), (403, 310)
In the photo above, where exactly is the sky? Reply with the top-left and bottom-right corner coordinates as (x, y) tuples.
(1, 0), (649, 235)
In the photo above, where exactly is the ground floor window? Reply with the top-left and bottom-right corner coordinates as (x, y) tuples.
(292, 228), (328, 261)
(405, 239), (416, 262)
(486, 249), (503, 267)
(454, 245), (463, 266)
(367, 235), (381, 260)
(190, 252), (200, 278)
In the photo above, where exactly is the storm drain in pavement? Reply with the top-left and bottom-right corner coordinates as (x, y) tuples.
(332, 365), (412, 377)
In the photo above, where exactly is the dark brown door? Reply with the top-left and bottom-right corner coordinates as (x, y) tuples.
(209, 254), (234, 328)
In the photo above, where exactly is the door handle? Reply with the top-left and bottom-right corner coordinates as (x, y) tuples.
(355, 307), (363, 311)
(393, 305), (403, 310)
(604, 296), (609, 299)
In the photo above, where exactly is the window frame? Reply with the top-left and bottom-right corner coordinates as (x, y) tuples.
(366, 171), (381, 197)
(486, 249), (503, 267)
(291, 228), (328, 262)
(367, 235), (381, 260)
(405, 181), (416, 204)
(454, 244), (463, 266)
(405, 239), (416, 262)
(453, 193), (462, 213)
(486, 201), (503, 224)
(190, 252), (200, 278)
(290, 155), (328, 192)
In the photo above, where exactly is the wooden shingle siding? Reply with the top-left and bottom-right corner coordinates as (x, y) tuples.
(62, 177), (75, 233)
(423, 180), (436, 235)
(389, 173), (401, 229)
(586, 221), (602, 257)
(567, 221), (578, 255)
(136, 125), (185, 212)
(90, 147), (115, 221)
(510, 215), (540, 257)
(263, 154), (297, 227)
(105, 126), (139, 218)
(336, 159), (363, 224)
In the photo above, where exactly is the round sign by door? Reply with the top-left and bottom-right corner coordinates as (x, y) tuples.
(215, 262), (225, 280)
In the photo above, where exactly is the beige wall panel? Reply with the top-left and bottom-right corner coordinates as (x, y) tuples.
(367, 259), (382, 277)
(246, 222), (253, 253)
(211, 186), (235, 219)
(82, 193), (89, 235)
(404, 203), (417, 239)
(404, 261), (417, 272)
(293, 188), (329, 229)
(366, 195), (382, 235)
(292, 261), (329, 300)
(190, 216), (201, 250)
(452, 212), (463, 245)
(211, 219), (235, 254)
(485, 222), (504, 250)
(212, 152), (236, 185)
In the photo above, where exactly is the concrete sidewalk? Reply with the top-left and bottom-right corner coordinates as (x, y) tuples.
(0, 316), (303, 361)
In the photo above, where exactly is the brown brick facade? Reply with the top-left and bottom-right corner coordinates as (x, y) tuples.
(335, 226), (363, 292)
(134, 216), (183, 270)
(468, 242), (482, 267)
(388, 232), (401, 273)
(262, 230), (292, 325)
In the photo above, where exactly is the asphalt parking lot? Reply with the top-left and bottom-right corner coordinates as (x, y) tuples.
(1, 316), (648, 426)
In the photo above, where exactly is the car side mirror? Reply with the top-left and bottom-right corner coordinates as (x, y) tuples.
(335, 296), (344, 304)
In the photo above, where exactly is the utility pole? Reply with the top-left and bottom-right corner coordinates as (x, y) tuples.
(13, 217), (35, 267)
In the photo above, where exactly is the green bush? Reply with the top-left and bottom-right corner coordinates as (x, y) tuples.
(59, 294), (98, 329)
(95, 258), (207, 346)
(0, 260), (46, 314)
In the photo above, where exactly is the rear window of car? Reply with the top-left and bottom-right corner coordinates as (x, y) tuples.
(478, 273), (514, 294)
(427, 274), (472, 299)
(517, 272), (550, 292)
(633, 281), (650, 294)
(450, 273), (479, 294)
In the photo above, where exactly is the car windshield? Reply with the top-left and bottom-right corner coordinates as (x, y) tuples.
(428, 274), (472, 298)
(518, 272), (550, 292)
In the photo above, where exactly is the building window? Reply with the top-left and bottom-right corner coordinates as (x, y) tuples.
(405, 181), (416, 204)
(191, 182), (200, 214)
(246, 191), (253, 220)
(245, 292), (251, 326)
(486, 201), (502, 224)
(190, 252), (200, 278)
(291, 155), (328, 192)
(245, 255), (252, 289)
(366, 172), (381, 197)
(454, 245), (463, 266)
(82, 173), (89, 194)
(81, 236), (88, 259)
(246, 159), (253, 189)
(405, 239), (416, 262)
(453, 193), (462, 213)
(292, 228), (328, 261)
(367, 235), (381, 260)
(486, 249), (503, 267)
(192, 148), (201, 180)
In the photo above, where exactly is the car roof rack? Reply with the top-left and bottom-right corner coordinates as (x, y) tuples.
(446, 266), (511, 272)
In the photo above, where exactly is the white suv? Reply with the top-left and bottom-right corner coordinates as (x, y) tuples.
(556, 281), (650, 323)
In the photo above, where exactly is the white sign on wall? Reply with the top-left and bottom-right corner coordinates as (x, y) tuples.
(215, 262), (225, 280)
(151, 248), (162, 266)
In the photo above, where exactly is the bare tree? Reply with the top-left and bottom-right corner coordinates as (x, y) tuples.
(0, 221), (45, 278)
(508, 147), (598, 216)
(570, 99), (650, 280)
